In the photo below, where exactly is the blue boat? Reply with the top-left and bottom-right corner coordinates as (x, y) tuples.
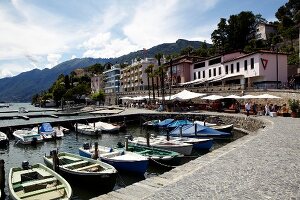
(169, 124), (231, 138)
(167, 120), (193, 129)
(157, 119), (174, 127)
(39, 123), (64, 140)
(79, 143), (149, 175)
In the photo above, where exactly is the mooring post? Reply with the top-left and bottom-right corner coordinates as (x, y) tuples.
(52, 150), (59, 172)
(93, 142), (99, 159)
(0, 160), (5, 198)
(37, 124), (40, 135)
(146, 131), (150, 147)
(123, 117), (126, 125)
(194, 123), (197, 136)
(125, 136), (129, 151)
(75, 122), (78, 132)
(166, 128), (170, 141)
(179, 126), (183, 137)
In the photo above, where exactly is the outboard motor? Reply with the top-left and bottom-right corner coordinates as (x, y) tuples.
(22, 161), (30, 170)
(83, 142), (90, 150)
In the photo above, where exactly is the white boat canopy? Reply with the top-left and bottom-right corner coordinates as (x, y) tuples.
(240, 94), (259, 99)
(202, 94), (224, 100)
(223, 94), (242, 99)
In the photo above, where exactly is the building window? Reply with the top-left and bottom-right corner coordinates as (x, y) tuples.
(213, 68), (216, 76)
(218, 67), (221, 75)
(208, 57), (221, 66)
(225, 65), (228, 74)
(231, 64), (234, 73)
(203, 71), (205, 78)
(237, 62), (240, 72)
(194, 62), (205, 69)
(194, 72), (196, 80)
(244, 60), (247, 71)
(251, 58), (254, 69)
(209, 69), (211, 77)
(198, 71), (200, 79)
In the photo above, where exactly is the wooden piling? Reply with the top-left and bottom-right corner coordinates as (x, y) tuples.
(179, 126), (183, 137)
(125, 136), (128, 151)
(166, 129), (170, 141)
(0, 160), (5, 197)
(52, 150), (59, 172)
(146, 131), (150, 147)
(75, 122), (78, 132)
(194, 123), (197, 136)
(93, 142), (99, 159)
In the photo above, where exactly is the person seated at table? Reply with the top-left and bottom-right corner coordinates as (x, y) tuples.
(280, 104), (289, 113)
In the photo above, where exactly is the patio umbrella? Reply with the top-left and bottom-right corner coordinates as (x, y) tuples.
(120, 96), (133, 100)
(240, 94), (259, 99)
(202, 95), (224, 100)
(257, 94), (281, 99)
(170, 89), (206, 101)
(223, 95), (241, 99)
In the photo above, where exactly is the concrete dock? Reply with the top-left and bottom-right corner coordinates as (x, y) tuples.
(93, 115), (300, 200)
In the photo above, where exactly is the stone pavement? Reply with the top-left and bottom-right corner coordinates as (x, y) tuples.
(93, 115), (300, 200)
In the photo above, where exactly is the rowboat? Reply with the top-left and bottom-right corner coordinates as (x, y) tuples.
(8, 162), (72, 200)
(44, 152), (117, 192)
(157, 119), (174, 127)
(0, 131), (9, 147)
(170, 124), (231, 138)
(123, 143), (182, 167)
(128, 136), (193, 155)
(79, 143), (148, 174)
(143, 120), (161, 127)
(12, 129), (43, 145)
(166, 120), (193, 129)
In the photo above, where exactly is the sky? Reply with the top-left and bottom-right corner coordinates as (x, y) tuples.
(0, 0), (288, 78)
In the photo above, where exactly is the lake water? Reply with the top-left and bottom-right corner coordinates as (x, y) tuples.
(0, 104), (246, 199)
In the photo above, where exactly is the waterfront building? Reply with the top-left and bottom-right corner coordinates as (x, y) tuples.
(103, 64), (121, 94)
(185, 50), (288, 89)
(163, 55), (202, 87)
(120, 58), (158, 92)
(91, 74), (104, 94)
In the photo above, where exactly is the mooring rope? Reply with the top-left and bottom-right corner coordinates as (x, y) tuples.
(149, 158), (177, 168)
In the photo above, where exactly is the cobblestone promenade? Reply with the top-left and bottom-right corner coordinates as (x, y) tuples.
(94, 113), (300, 200)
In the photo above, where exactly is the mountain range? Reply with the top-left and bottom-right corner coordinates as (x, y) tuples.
(0, 39), (205, 102)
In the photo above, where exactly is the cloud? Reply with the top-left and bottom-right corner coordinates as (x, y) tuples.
(46, 53), (62, 68)
(0, 68), (14, 78)
(71, 55), (77, 59)
(83, 37), (139, 58)
(81, 32), (111, 49)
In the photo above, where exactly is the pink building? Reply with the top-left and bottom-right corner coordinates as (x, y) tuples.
(91, 75), (104, 94)
(186, 50), (288, 89)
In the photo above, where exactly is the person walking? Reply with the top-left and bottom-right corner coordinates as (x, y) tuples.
(245, 101), (251, 117)
(265, 103), (270, 116)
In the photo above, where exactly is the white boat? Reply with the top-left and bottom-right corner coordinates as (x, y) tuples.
(129, 136), (193, 155)
(75, 124), (100, 135)
(8, 162), (72, 200)
(194, 121), (233, 133)
(13, 129), (43, 145)
(88, 121), (120, 133)
(0, 131), (9, 147)
(34, 123), (64, 140)
(79, 144), (149, 174)
(155, 136), (213, 150)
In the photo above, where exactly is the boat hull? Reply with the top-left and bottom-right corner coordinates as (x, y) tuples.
(0, 139), (9, 147)
(79, 148), (148, 174)
(44, 154), (117, 192)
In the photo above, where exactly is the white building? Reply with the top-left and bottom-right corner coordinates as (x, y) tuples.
(255, 23), (277, 40)
(187, 50), (288, 89)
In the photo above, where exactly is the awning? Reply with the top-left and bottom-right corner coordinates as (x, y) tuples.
(223, 95), (242, 99)
(163, 90), (206, 101)
(179, 78), (207, 86)
(210, 74), (244, 82)
(240, 94), (260, 99)
(256, 94), (281, 99)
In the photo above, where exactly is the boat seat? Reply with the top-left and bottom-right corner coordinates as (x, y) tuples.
(62, 160), (88, 168)
(18, 184), (65, 199)
(21, 177), (57, 188)
(75, 163), (100, 171)
(138, 150), (151, 154)
(59, 155), (81, 162)
(12, 169), (52, 184)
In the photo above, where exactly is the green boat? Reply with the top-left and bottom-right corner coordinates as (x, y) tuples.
(119, 143), (183, 167)
(8, 162), (72, 200)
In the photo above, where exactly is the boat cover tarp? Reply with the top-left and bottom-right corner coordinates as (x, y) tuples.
(157, 119), (174, 127)
(40, 123), (53, 132)
(169, 124), (231, 137)
(167, 120), (193, 128)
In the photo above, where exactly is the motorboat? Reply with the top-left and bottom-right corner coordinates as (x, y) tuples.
(0, 131), (9, 147)
(88, 121), (120, 133)
(13, 129), (43, 145)
(75, 123), (100, 135)
(36, 123), (64, 140)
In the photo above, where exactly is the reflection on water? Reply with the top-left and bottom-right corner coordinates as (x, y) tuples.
(0, 122), (245, 200)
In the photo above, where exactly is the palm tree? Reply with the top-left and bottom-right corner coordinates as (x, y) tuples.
(145, 65), (153, 100)
(155, 53), (163, 98)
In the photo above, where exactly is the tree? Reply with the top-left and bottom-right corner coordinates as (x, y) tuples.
(211, 18), (228, 51)
(91, 90), (105, 103)
(180, 46), (194, 55)
(52, 84), (66, 105)
(155, 53), (163, 97)
(145, 65), (153, 100)
(64, 75), (70, 90)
